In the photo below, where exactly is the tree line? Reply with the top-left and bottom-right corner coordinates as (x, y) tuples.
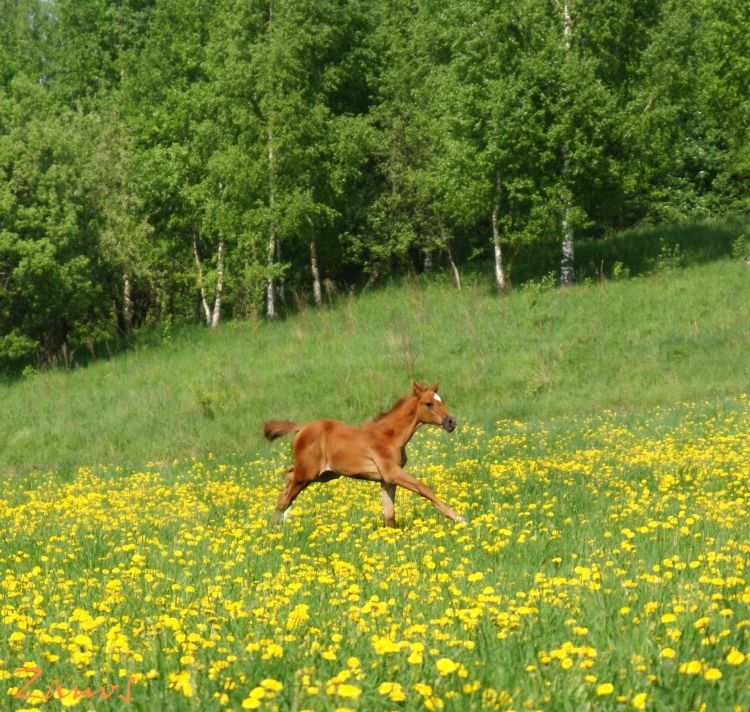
(1, 0), (748, 370)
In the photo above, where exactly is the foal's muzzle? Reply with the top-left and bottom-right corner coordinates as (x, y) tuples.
(442, 415), (457, 432)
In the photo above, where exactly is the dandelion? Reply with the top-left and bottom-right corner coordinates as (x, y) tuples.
(726, 649), (745, 665)
(260, 679), (283, 693)
(379, 681), (406, 702)
(679, 660), (702, 675)
(336, 684), (361, 699)
(595, 683), (614, 696)
(414, 682), (434, 697)
(436, 657), (459, 675)
(704, 668), (722, 682)
(58, 688), (86, 707)
(168, 670), (194, 698)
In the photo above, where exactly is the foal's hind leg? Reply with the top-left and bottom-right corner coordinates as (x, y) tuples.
(273, 466), (295, 521)
(380, 483), (397, 528)
(274, 482), (306, 521)
(273, 463), (314, 521)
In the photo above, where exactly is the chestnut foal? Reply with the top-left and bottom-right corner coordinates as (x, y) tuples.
(264, 381), (465, 526)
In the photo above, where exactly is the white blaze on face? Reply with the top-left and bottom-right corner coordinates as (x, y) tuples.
(434, 393), (442, 403)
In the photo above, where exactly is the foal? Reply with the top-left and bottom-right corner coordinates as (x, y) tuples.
(264, 381), (465, 526)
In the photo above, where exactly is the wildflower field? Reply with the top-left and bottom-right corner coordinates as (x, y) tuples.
(2, 394), (750, 711)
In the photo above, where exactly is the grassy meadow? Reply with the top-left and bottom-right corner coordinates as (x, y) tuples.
(1, 255), (750, 710)
(0, 257), (749, 474)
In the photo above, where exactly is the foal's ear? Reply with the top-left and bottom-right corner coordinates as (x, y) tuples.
(430, 380), (439, 393)
(412, 380), (424, 395)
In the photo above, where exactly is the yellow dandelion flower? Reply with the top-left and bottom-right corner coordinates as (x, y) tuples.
(414, 682), (433, 697)
(260, 678), (283, 692)
(248, 686), (265, 700)
(262, 643), (283, 659)
(378, 681), (406, 702)
(679, 660), (702, 675)
(58, 689), (85, 708)
(14, 665), (39, 678)
(168, 670), (193, 697)
(595, 683), (614, 696)
(726, 649), (745, 665)
(407, 650), (423, 664)
(336, 683), (361, 699)
(436, 657), (459, 676)
(632, 692), (648, 710)
(704, 668), (722, 682)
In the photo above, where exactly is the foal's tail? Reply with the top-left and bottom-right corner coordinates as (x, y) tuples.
(263, 420), (303, 441)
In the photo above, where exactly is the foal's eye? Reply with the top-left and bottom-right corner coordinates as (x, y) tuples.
(425, 402), (433, 408)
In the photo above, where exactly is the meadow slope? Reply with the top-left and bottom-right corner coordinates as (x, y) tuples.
(1, 260), (750, 710)
(0, 259), (749, 474)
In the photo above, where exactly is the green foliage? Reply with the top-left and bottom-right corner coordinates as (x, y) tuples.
(1, 0), (749, 371)
(193, 383), (232, 420)
(732, 234), (749, 261)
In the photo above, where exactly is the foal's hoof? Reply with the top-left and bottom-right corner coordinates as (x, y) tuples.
(455, 516), (467, 524)
(270, 510), (290, 526)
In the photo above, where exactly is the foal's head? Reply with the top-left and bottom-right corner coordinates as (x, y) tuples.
(412, 380), (457, 432)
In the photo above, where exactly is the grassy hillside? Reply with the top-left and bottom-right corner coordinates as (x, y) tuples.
(1, 258), (749, 475)
(2, 251), (750, 711)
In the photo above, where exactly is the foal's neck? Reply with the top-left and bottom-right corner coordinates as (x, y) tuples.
(374, 395), (421, 447)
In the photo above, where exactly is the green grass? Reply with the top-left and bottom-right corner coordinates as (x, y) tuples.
(1, 237), (750, 711)
(0, 258), (749, 475)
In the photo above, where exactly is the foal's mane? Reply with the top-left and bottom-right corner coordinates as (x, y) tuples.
(371, 389), (421, 422)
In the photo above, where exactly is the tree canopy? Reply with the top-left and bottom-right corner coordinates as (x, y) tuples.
(1, 0), (748, 370)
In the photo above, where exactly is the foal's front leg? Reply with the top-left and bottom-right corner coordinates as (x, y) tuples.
(381, 464), (465, 523)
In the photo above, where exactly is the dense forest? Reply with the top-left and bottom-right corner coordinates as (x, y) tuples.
(1, 0), (748, 370)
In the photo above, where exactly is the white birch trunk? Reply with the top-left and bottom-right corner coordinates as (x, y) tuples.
(447, 249), (462, 290)
(561, 0), (572, 51)
(491, 177), (506, 293)
(265, 0), (277, 320)
(556, 0), (576, 286)
(276, 234), (285, 304)
(266, 129), (277, 320)
(193, 231), (212, 326)
(310, 237), (322, 308)
(439, 228), (461, 290)
(123, 273), (133, 332)
(560, 179), (575, 286)
(210, 238), (224, 328)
